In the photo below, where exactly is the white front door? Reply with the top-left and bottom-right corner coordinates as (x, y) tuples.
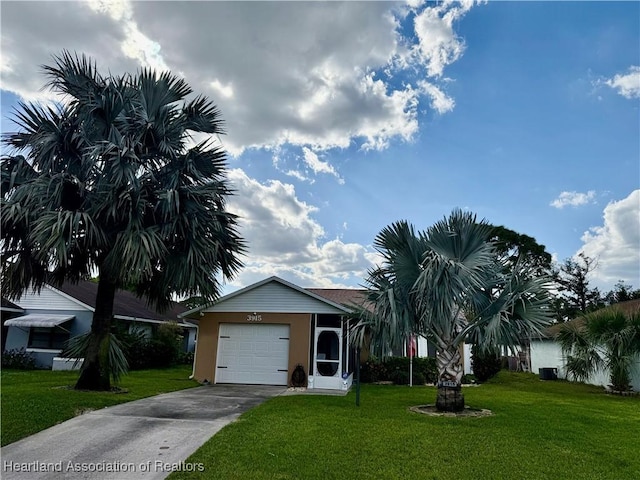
(216, 323), (290, 385)
(313, 327), (342, 389)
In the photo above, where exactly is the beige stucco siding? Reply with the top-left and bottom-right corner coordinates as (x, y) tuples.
(193, 312), (312, 385)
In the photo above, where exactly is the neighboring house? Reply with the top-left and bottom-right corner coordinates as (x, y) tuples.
(1, 298), (25, 353)
(182, 276), (381, 390)
(2, 281), (195, 368)
(530, 299), (640, 391)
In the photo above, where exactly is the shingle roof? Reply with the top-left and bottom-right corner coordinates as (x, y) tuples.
(53, 281), (188, 323)
(539, 299), (640, 339)
(305, 288), (372, 313)
(1, 298), (24, 312)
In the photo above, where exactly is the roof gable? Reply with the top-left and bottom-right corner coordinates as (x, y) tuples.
(13, 281), (187, 323)
(196, 277), (352, 315)
(15, 286), (91, 312)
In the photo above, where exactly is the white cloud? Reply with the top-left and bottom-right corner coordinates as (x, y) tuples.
(284, 169), (310, 183)
(302, 148), (344, 184)
(550, 190), (597, 209)
(209, 79), (234, 99)
(604, 66), (640, 99)
(578, 190), (640, 291)
(412, 0), (478, 78)
(0, 0), (479, 155)
(225, 169), (375, 289)
(419, 81), (456, 114)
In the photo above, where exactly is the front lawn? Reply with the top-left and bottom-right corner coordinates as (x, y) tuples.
(170, 372), (640, 480)
(1, 365), (197, 446)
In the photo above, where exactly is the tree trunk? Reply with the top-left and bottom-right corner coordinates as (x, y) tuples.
(435, 343), (465, 412)
(74, 277), (117, 391)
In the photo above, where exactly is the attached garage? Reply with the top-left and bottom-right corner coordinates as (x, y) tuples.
(216, 323), (290, 385)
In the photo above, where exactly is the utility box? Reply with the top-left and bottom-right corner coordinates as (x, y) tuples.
(539, 367), (558, 380)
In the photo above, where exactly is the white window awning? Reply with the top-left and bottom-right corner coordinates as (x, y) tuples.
(4, 314), (75, 328)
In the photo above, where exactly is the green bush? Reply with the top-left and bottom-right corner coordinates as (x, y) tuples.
(471, 345), (502, 382)
(179, 351), (194, 365)
(360, 357), (389, 383)
(389, 369), (426, 386)
(359, 356), (437, 384)
(461, 374), (476, 384)
(117, 323), (184, 370)
(2, 348), (36, 370)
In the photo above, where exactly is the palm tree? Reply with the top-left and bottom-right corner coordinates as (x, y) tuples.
(1, 51), (244, 390)
(557, 307), (640, 392)
(353, 210), (553, 412)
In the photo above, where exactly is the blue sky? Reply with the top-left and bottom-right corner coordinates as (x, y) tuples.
(1, 1), (638, 293)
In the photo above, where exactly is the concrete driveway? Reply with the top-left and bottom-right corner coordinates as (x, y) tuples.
(1, 384), (284, 480)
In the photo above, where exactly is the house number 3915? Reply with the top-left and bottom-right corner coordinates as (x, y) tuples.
(247, 313), (262, 322)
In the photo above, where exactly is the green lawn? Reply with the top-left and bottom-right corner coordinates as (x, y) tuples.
(170, 372), (640, 480)
(1, 365), (197, 447)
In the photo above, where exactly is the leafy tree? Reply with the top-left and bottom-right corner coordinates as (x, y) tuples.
(553, 253), (603, 320)
(488, 224), (552, 274)
(352, 210), (553, 412)
(604, 281), (640, 305)
(1, 52), (244, 390)
(557, 308), (640, 392)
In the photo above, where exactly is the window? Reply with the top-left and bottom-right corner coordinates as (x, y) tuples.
(28, 327), (70, 350)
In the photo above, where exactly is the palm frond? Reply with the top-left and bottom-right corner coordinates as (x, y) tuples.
(42, 50), (104, 102)
(63, 332), (129, 384)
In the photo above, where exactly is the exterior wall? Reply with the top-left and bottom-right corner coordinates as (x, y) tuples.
(4, 326), (29, 353)
(416, 336), (434, 358)
(531, 339), (640, 391)
(463, 343), (472, 375)
(193, 312), (311, 385)
(530, 340), (565, 378)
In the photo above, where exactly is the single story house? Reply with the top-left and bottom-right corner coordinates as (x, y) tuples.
(2, 280), (195, 369)
(530, 299), (640, 390)
(181, 276), (377, 391)
(181, 276), (442, 390)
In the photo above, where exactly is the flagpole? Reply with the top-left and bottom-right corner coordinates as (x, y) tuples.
(409, 335), (413, 387)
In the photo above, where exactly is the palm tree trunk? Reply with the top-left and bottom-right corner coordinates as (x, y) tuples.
(435, 343), (465, 412)
(74, 277), (117, 390)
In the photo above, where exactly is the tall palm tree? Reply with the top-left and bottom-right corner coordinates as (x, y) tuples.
(557, 307), (640, 392)
(353, 210), (553, 411)
(1, 52), (244, 390)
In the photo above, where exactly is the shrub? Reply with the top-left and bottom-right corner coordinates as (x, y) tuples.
(116, 322), (185, 370)
(178, 351), (194, 365)
(471, 345), (502, 382)
(154, 322), (184, 366)
(389, 369), (426, 386)
(461, 374), (476, 384)
(359, 356), (437, 384)
(360, 358), (389, 383)
(2, 348), (36, 370)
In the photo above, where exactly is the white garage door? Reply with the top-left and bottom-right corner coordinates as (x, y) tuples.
(216, 323), (290, 385)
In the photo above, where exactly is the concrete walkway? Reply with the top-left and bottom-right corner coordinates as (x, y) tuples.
(1, 385), (284, 480)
